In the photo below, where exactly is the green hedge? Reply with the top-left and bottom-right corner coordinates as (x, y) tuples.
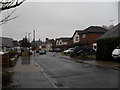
(96, 37), (120, 60)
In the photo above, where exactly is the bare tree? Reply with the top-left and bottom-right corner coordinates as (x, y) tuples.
(0, 0), (25, 25)
(0, 0), (25, 11)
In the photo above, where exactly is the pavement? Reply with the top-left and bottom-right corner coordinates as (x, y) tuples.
(3, 55), (55, 88)
(59, 55), (120, 70)
(3, 52), (119, 88)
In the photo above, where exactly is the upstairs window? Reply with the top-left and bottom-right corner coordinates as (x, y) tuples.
(82, 34), (86, 38)
(60, 42), (62, 44)
(75, 37), (79, 41)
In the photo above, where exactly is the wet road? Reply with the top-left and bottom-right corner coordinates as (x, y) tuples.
(34, 52), (118, 88)
(3, 52), (118, 88)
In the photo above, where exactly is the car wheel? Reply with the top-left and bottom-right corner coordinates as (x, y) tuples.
(80, 52), (83, 55)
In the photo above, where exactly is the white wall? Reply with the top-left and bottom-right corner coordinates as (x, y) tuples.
(73, 32), (80, 43)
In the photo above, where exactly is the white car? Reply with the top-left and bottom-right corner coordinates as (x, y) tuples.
(112, 46), (120, 59)
(0, 51), (4, 55)
(63, 48), (74, 54)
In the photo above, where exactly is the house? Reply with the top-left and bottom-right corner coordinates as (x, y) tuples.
(55, 37), (72, 51)
(31, 39), (42, 49)
(72, 30), (88, 48)
(96, 23), (120, 60)
(72, 26), (107, 49)
(45, 38), (55, 51)
(0, 37), (14, 52)
(80, 26), (108, 49)
(0, 37), (14, 48)
(72, 30), (83, 45)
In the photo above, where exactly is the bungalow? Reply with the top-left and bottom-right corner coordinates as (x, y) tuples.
(55, 37), (72, 51)
(72, 26), (107, 49)
(0, 37), (14, 52)
(96, 23), (120, 60)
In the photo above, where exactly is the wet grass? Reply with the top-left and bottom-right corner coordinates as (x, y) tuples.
(61, 53), (70, 56)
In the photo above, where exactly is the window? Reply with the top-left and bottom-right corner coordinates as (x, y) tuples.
(82, 34), (86, 38)
(76, 37), (79, 41)
(60, 42), (62, 44)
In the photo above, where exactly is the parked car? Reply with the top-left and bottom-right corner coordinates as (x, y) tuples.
(0, 51), (4, 55)
(36, 48), (41, 53)
(73, 46), (84, 55)
(39, 49), (46, 55)
(54, 48), (61, 52)
(49, 48), (54, 52)
(73, 46), (95, 56)
(112, 45), (120, 59)
(63, 48), (74, 54)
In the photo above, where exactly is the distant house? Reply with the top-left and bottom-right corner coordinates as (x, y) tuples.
(31, 39), (42, 49)
(72, 26), (107, 49)
(45, 38), (55, 51)
(0, 37), (14, 48)
(55, 37), (72, 51)
(0, 37), (14, 52)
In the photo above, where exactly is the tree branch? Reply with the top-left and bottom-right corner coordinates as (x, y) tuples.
(0, 0), (25, 11)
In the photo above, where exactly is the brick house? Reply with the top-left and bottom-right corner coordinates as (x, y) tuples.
(80, 26), (108, 49)
(55, 37), (72, 51)
(72, 26), (107, 49)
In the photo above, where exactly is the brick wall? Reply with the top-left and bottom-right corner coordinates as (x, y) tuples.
(81, 33), (103, 49)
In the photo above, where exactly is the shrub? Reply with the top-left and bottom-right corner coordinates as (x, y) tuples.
(8, 50), (18, 58)
(70, 52), (77, 57)
(96, 37), (120, 60)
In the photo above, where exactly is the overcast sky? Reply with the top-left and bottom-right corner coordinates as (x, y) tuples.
(1, 1), (118, 41)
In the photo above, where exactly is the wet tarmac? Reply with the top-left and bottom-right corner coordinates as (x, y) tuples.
(2, 52), (119, 88)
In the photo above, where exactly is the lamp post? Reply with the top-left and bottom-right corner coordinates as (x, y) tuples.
(33, 30), (35, 56)
(28, 33), (31, 43)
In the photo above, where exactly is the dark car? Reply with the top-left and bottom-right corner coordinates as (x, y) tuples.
(36, 48), (41, 53)
(73, 46), (95, 56)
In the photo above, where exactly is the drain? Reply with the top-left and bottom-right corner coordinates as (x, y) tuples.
(54, 82), (64, 87)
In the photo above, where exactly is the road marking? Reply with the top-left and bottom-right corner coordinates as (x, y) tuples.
(34, 62), (58, 88)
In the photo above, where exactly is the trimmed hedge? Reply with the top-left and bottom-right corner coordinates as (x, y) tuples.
(96, 37), (120, 60)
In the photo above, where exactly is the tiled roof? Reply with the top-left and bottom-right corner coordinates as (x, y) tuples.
(0, 37), (14, 47)
(82, 26), (108, 34)
(97, 23), (120, 40)
(72, 30), (83, 38)
(56, 37), (72, 42)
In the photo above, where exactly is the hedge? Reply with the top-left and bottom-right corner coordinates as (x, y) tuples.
(96, 37), (120, 60)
